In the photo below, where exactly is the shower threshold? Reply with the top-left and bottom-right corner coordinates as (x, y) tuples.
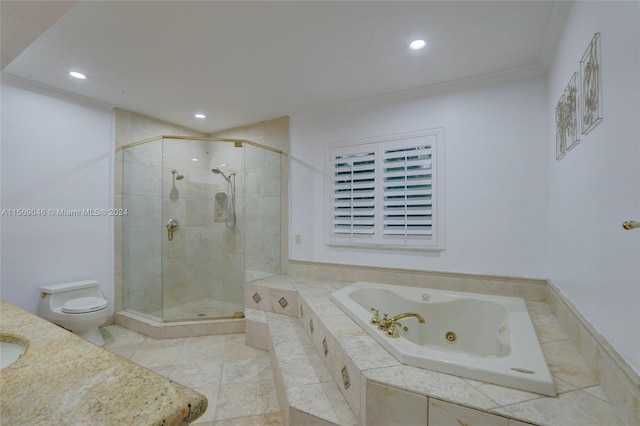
(163, 312), (245, 322)
(160, 297), (243, 322)
(114, 309), (245, 339)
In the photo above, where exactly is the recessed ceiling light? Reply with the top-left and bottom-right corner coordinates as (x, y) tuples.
(69, 71), (87, 80)
(409, 39), (427, 50)
(194, 113), (206, 119)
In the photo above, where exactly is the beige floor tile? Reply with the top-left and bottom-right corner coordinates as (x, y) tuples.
(221, 356), (274, 385)
(184, 334), (227, 347)
(128, 346), (183, 368)
(102, 344), (139, 359)
(169, 361), (223, 389)
(216, 380), (280, 420)
(139, 336), (186, 349)
(102, 325), (282, 424)
(213, 412), (283, 425)
(101, 324), (146, 348)
(175, 342), (226, 365)
(192, 386), (220, 424)
(224, 334), (269, 361)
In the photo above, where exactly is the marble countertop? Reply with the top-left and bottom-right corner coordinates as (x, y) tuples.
(0, 300), (207, 425)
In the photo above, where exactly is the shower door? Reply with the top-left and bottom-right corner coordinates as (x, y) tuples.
(161, 137), (245, 321)
(121, 138), (164, 321)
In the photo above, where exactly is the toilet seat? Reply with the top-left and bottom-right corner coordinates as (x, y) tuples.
(61, 297), (108, 314)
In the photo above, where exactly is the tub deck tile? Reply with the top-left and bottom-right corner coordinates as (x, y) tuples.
(335, 335), (400, 371)
(500, 388), (624, 426)
(246, 276), (628, 426)
(364, 365), (501, 411)
(464, 378), (545, 406)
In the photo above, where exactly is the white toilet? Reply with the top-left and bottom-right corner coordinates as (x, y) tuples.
(37, 280), (110, 346)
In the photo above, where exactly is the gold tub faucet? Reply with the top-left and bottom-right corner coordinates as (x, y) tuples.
(378, 312), (426, 338)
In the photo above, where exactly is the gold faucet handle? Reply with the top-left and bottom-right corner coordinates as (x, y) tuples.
(386, 322), (400, 338)
(370, 308), (381, 325)
(378, 314), (390, 330)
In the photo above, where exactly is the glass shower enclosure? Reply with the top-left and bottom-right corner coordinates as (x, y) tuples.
(121, 136), (282, 322)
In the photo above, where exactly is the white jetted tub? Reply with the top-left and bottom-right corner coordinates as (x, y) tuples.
(330, 281), (556, 396)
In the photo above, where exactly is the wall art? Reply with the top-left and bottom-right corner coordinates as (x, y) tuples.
(580, 32), (602, 134)
(564, 72), (580, 151)
(556, 92), (568, 160)
(555, 71), (580, 160)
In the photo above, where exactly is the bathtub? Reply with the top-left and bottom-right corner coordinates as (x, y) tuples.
(330, 281), (556, 396)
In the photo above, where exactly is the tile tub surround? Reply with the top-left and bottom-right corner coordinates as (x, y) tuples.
(0, 301), (207, 425)
(289, 263), (639, 424)
(546, 282), (640, 426)
(288, 260), (548, 302)
(246, 276), (628, 425)
(265, 311), (359, 426)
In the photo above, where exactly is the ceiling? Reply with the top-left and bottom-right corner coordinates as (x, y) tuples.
(1, 1), (564, 133)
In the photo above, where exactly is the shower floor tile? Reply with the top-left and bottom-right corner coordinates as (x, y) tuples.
(101, 324), (283, 425)
(159, 297), (243, 322)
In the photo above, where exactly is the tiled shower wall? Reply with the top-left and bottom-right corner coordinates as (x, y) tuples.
(211, 117), (290, 277)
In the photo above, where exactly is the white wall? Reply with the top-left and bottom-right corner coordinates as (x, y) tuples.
(290, 71), (549, 278)
(0, 78), (115, 314)
(547, 2), (640, 374)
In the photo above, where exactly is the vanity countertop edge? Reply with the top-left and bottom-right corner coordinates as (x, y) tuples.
(0, 300), (207, 425)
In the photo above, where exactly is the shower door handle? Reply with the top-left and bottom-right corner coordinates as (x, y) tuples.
(167, 219), (179, 241)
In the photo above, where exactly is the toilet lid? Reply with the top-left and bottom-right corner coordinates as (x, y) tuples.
(62, 297), (108, 314)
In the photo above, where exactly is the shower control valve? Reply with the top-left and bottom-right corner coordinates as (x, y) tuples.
(166, 218), (179, 241)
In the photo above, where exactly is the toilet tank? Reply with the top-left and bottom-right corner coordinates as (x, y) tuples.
(40, 280), (104, 309)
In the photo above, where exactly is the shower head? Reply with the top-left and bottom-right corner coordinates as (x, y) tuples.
(212, 168), (230, 182)
(172, 169), (184, 180)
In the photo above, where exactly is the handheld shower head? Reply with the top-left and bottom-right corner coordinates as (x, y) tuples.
(212, 168), (230, 182)
(212, 168), (237, 228)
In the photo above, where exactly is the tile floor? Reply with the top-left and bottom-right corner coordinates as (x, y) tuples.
(100, 325), (283, 425)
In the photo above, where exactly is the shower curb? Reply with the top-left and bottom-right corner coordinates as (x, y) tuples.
(114, 310), (244, 339)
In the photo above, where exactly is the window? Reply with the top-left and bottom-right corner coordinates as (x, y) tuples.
(326, 128), (445, 250)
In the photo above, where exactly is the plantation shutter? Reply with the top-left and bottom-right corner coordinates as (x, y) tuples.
(332, 148), (376, 236)
(382, 144), (433, 237)
(327, 128), (444, 249)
